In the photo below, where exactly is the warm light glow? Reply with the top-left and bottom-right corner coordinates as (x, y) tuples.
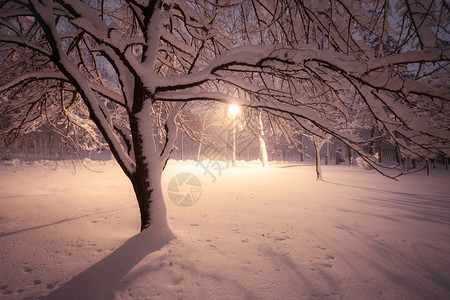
(228, 104), (240, 116)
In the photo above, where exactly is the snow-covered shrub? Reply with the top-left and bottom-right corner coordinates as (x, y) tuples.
(356, 157), (373, 170)
(0, 148), (15, 160)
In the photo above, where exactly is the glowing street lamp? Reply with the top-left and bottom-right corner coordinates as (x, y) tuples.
(228, 104), (240, 167)
(228, 103), (240, 116)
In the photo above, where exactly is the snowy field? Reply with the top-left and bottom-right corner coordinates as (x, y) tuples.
(1, 159), (449, 299)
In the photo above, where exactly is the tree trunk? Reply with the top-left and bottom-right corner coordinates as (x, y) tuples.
(24, 139), (29, 159)
(196, 134), (203, 161)
(313, 140), (322, 181)
(39, 135), (43, 157)
(377, 141), (382, 162)
(258, 111), (269, 167)
(224, 128), (228, 160)
(369, 126), (375, 155)
(325, 141), (328, 165)
(395, 143), (401, 164)
(33, 137), (38, 156)
(180, 130), (184, 160)
(131, 160), (170, 233)
(347, 144), (352, 166)
(299, 134), (304, 162)
(232, 114), (237, 167)
(128, 97), (173, 236)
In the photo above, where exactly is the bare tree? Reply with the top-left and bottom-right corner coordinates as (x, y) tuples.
(0, 0), (448, 235)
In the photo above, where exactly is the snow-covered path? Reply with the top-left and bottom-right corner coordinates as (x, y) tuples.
(1, 159), (449, 299)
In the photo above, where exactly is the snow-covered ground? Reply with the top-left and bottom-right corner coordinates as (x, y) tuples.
(1, 159), (449, 299)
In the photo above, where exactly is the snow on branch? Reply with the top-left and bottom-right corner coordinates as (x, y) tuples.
(1, 0), (448, 182)
(0, 35), (52, 56)
(0, 72), (68, 93)
(160, 102), (184, 165)
(27, 0), (136, 177)
(88, 82), (125, 107)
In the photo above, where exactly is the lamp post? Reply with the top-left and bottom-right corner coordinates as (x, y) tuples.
(228, 104), (240, 167)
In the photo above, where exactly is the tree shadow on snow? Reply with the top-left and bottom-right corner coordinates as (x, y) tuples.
(323, 179), (450, 225)
(330, 222), (450, 298)
(266, 248), (340, 297)
(44, 230), (256, 300)
(275, 164), (309, 168)
(0, 205), (131, 238)
(44, 228), (173, 300)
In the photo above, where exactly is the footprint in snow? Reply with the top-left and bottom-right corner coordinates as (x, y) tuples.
(46, 283), (55, 289)
(2, 289), (13, 295)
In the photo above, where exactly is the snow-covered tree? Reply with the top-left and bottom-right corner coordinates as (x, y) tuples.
(0, 0), (448, 235)
(257, 110), (268, 166)
(0, 74), (105, 159)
